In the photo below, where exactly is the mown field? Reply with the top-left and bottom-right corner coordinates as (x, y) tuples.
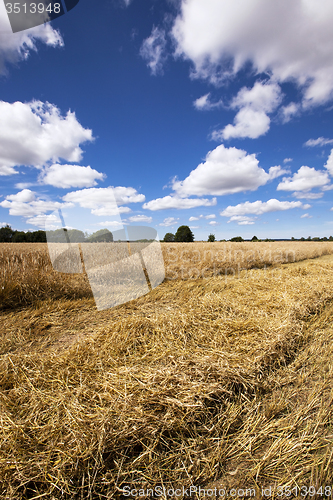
(1, 242), (333, 499)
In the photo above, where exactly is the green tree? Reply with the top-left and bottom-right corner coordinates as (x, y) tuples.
(230, 236), (244, 242)
(0, 225), (14, 242)
(174, 225), (194, 242)
(12, 231), (27, 243)
(87, 229), (113, 242)
(251, 235), (259, 242)
(163, 232), (175, 242)
(207, 234), (215, 242)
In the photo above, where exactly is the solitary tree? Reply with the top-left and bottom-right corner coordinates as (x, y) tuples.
(230, 236), (244, 242)
(208, 234), (215, 242)
(163, 232), (175, 242)
(251, 235), (259, 242)
(174, 225), (194, 242)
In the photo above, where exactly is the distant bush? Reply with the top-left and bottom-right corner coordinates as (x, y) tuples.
(230, 236), (244, 242)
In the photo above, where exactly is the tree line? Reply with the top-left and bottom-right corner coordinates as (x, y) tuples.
(163, 226), (333, 242)
(0, 225), (114, 243)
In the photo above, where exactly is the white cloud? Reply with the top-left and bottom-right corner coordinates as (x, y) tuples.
(283, 158), (293, 164)
(159, 217), (179, 227)
(0, 1), (63, 73)
(39, 164), (105, 188)
(7, 189), (35, 203)
(324, 149), (333, 176)
(293, 191), (323, 199)
(140, 27), (167, 75)
(227, 215), (256, 225)
(220, 199), (305, 218)
(301, 213), (312, 219)
(305, 137), (333, 147)
(277, 166), (330, 192)
(193, 93), (223, 110)
(91, 206), (131, 216)
(15, 182), (36, 189)
(231, 81), (282, 112)
(215, 108), (270, 141)
(0, 101), (93, 176)
(208, 220), (217, 225)
(0, 189), (71, 217)
(0, 222), (9, 227)
(280, 102), (300, 123)
(172, 144), (287, 197)
(26, 213), (60, 228)
(189, 214), (216, 221)
(143, 195), (217, 211)
(96, 220), (127, 228)
(128, 214), (153, 223)
(212, 81), (282, 140)
(63, 186), (145, 216)
(172, 0), (333, 106)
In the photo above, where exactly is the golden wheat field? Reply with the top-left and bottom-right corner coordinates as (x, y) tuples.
(1, 242), (333, 499)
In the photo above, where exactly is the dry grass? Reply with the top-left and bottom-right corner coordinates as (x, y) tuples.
(1, 241), (333, 311)
(0, 244), (91, 310)
(1, 244), (333, 498)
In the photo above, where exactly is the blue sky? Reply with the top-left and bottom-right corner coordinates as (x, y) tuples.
(0, 0), (333, 240)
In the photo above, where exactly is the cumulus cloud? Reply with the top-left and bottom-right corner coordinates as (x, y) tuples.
(212, 81), (282, 140)
(193, 93), (223, 110)
(128, 214), (153, 223)
(140, 27), (167, 75)
(300, 213), (312, 219)
(159, 217), (179, 227)
(0, 189), (71, 217)
(324, 149), (333, 176)
(96, 220), (127, 228)
(143, 196), (216, 211)
(189, 214), (215, 221)
(26, 213), (61, 228)
(63, 186), (145, 211)
(280, 102), (300, 123)
(283, 158), (293, 164)
(39, 164), (105, 188)
(220, 199), (305, 218)
(305, 137), (333, 147)
(208, 220), (217, 225)
(293, 191), (323, 200)
(277, 166), (330, 192)
(0, 101), (93, 176)
(227, 215), (256, 225)
(0, 1), (63, 73)
(172, 0), (333, 106)
(172, 144), (287, 197)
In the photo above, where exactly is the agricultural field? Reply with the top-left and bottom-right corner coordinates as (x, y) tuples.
(1, 242), (333, 499)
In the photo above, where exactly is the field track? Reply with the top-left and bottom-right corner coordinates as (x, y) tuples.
(1, 247), (333, 498)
